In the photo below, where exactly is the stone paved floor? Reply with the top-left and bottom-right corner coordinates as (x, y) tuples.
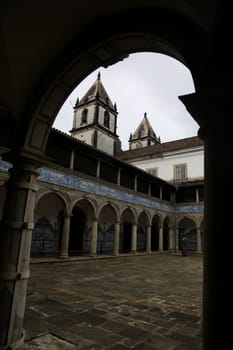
(22, 253), (203, 349)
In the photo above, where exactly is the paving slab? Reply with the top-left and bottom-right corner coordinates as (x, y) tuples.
(22, 253), (203, 349)
(22, 333), (78, 349)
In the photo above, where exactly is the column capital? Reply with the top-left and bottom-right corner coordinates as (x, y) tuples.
(90, 218), (98, 255)
(63, 214), (72, 219)
(179, 84), (229, 140)
(8, 159), (39, 177)
(3, 149), (44, 169)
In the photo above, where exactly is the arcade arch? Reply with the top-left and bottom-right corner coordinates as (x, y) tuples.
(0, 4), (228, 349)
(120, 207), (137, 253)
(69, 206), (86, 255)
(32, 192), (67, 256)
(137, 211), (150, 252)
(70, 198), (96, 255)
(178, 216), (197, 252)
(151, 214), (161, 251)
(22, 4), (206, 157)
(98, 204), (118, 254)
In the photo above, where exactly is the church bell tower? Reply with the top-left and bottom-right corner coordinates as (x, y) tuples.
(129, 112), (161, 150)
(70, 72), (121, 155)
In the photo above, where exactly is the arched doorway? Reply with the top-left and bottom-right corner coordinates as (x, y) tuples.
(69, 206), (86, 255)
(71, 198), (96, 255)
(120, 208), (136, 253)
(122, 223), (132, 252)
(163, 217), (170, 251)
(151, 215), (160, 251)
(32, 192), (66, 257)
(178, 217), (197, 251)
(137, 211), (149, 252)
(98, 204), (117, 254)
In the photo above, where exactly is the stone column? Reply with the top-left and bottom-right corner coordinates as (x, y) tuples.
(202, 118), (229, 349)
(196, 226), (202, 253)
(175, 228), (179, 253)
(168, 226), (174, 252)
(59, 216), (71, 258)
(180, 83), (232, 348)
(146, 225), (151, 253)
(113, 222), (120, 255)
(90, 218), (98, 256)
(0, 159), (38, 349)
(158, 225), (163, 251)
(131, 223), (137, 253)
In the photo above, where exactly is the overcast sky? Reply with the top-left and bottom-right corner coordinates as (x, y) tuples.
(53, 52), (198, 150)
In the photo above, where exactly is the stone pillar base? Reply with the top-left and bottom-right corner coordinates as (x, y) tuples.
(0, 330), (25, 350)
(89, 254), (97, 258)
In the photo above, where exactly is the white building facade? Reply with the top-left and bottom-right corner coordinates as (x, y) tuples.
(120, 138), (204, 183)
(118, 113), (204, 183)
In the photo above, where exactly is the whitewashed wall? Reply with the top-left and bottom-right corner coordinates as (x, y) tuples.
(130, 147), (204, 181)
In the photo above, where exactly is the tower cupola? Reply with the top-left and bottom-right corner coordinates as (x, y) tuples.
(129, 112), (161, 150)
(70, 72), (121, 155)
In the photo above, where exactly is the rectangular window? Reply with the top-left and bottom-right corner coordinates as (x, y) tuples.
(146, 167), (158, 177)
(174, 163), (187, 180)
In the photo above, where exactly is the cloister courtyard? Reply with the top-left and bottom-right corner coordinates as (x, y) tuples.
(22, 253), (203, 349)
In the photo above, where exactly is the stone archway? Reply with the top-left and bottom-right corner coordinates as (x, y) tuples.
(98, 204), (118, 254)
(151, 214), (161, 251)
(178, 217), (197, 251)
(32, 192), (67, 257)
(120, 207), (136, 253)
(0, 4), (230, 350)
(21, 6), (206, 159)
(71, 198), (96, 255)
(137, 211), (150, 252)
(69, 206), (86, 255)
